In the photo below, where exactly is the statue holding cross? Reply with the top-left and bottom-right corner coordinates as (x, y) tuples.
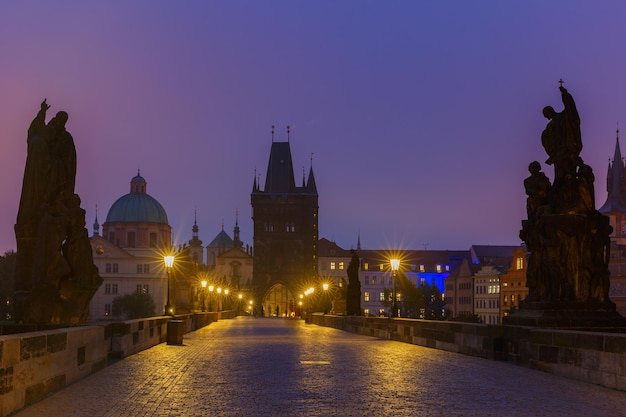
(540, 79), (583, 191)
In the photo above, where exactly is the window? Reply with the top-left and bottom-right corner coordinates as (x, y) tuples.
(330, 262), (336, 270)
(338, 262), (344, 270)
(516, 257), (524, 270)
(112, 284), (118, 294)
(419, 264), (425, 272)
(364, 309), (370, 316)
(511, 294), (516, 303)
(105, 263), (112, 273)
(363, 263), (369, 270)
(127, 231), (136, 248)
(379, 292), (385, 302)
(445, 265), (450, 271)
(372, 277), (377, 285)
(112, 264), (118, 273)
(436, 264), (442, 273)
(364, 276), (370, 285)
(137, 264), (149, 273)
(104, 304), (111, 317)
(105, 283), (111, 294)
(137, 264), (143, 273)
(364, 292), (370, 302)
(136, 284), (149, 294)
(379, 264), (384, 271)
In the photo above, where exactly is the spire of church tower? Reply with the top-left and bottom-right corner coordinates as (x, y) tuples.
(306, 153), (318, 195)
(599, 127), (626, 213)
(234, 209), (243, 248)
(357, 230), (361, 251)
(93, 205), (100, 237)
(188, 208), (204, 263)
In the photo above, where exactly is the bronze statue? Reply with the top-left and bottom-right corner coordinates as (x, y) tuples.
(514, 82), (621, 327)
(541, 81), (582, 189)
(14, 100), (101, 324)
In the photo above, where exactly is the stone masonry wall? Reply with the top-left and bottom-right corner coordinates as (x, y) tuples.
(310, 314), (626, 392)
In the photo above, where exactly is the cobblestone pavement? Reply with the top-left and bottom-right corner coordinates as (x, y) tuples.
(11, 317), (626, 417)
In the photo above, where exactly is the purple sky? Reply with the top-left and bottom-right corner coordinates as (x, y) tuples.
(2, 1), (626, 253)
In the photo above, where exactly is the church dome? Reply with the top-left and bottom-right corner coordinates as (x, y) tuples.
(104, 173), (169, 225)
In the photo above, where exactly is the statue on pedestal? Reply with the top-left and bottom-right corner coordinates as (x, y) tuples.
(511, 82), (624, 327)
(14, 100), (102, 324)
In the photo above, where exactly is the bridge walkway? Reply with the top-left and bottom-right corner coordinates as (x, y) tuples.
(11, 316), (626, 416)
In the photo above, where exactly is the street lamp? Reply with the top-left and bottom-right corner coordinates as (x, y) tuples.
(322, 283), (329, 314)
(200, 280), (207, 311)
(163, 254), (175, 315)
(390, 258), (400, 318)
(217, 287), (222, 311)
(208, 285), (214, 312)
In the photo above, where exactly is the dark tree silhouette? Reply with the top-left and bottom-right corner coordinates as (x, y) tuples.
(112, 292), (156, 320)
(346, 250), (361, 315)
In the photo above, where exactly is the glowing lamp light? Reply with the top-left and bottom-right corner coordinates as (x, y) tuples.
(390, 258), (400, 272)
(164, 255), (175, 268)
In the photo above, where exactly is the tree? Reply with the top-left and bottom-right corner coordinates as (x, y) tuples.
(0, 251), (16, 321)
(346, 250), (361, 315)
(420, 282), (446, 320)
(112, 292), (156, 320)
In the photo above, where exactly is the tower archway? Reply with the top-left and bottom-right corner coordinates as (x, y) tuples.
(262, 282), (296, 317)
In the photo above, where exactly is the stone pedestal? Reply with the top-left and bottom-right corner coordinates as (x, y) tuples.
(504, 300), (626, 328)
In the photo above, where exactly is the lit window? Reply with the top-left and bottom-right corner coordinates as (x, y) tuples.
(364, 263), (369, 270)
(511, 294), (515, 303)
(419, 265), (425, 272)
(516, 257), (524, 270)
(445, 265), (450, 271)
(379, 264), (384, 271)
(330, 262), (336, 270)
(364, 309), (370, 316)
(379, 292), (386, 301)
(436, 264), (442, 273)
(338, 262), (344, 270)
(364, 292), (370, 302)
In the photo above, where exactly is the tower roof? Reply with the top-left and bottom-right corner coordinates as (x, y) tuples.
(599, 131), (626, 213)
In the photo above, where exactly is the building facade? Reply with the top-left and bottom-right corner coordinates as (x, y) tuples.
(89, 173), (172, 320)
(598, 131), (626, 315)
(251, 139), (318, 317)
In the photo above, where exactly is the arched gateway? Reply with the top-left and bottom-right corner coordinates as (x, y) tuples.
(262, 282), (297, 317)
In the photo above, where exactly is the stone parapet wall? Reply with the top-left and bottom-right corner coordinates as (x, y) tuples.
(0, 311), (236, 416)
(0, 326), (107, 416)
(310, 314), (626, 392)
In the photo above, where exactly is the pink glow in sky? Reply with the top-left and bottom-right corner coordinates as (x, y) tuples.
(2, 1), (626, 253)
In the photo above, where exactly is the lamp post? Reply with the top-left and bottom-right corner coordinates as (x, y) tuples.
(208, 285), (214, 312)
(390, 258), (400, 318)
(217, 287), (222, 311)
(200, 280), (207, 311)
(163, 254), (175, 315)
(322, 283), (329, 314)
(224, 289), (229, 310)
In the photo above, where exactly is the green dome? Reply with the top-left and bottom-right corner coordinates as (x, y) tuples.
(104, 173), (168, 225)
(105, 193), (168, 224)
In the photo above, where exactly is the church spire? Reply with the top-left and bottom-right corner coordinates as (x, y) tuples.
(233, 209), (242, 248)
(599, 126), (626, 213)
(93, 205), (100, 237)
